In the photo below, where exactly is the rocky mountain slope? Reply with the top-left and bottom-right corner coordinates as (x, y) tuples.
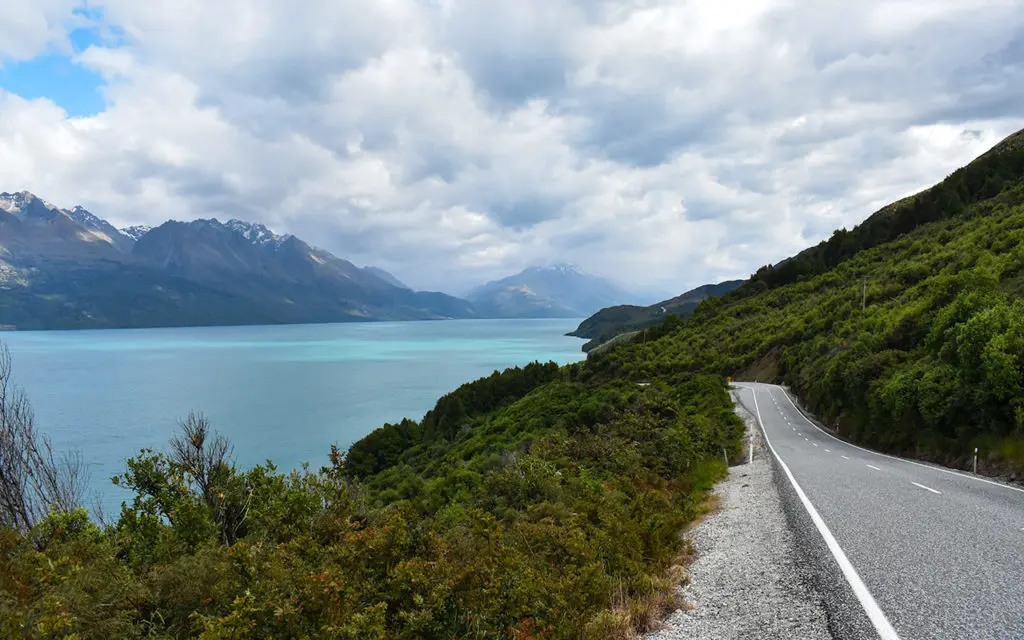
(0, 192), (475, 329)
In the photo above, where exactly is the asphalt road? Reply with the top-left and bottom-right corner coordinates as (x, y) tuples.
(733, 382), (1024, 640)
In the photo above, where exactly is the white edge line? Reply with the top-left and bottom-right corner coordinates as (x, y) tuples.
(776, 385), (1024, 495)
(911, 482), (942, 495)
(749, 388), (901, 640)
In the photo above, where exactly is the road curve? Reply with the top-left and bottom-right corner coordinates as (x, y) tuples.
(733, 382), (1024, 640)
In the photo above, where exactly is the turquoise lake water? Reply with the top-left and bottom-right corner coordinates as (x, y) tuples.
(0, 319), (586, 515)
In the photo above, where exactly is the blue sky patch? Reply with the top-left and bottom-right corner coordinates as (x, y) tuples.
(0, 10), (117, 117)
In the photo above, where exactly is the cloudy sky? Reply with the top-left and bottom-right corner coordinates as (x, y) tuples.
(1, 1), (1022, 293)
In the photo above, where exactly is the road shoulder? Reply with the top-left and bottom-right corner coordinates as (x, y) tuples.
(644, 397), (832, 640)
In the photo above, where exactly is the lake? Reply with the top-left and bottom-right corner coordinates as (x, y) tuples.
(0, 319), (586, 516)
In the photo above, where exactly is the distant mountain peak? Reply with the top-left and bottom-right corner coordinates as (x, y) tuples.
(468, 263), (649, 318)
(64, 203), (135, 252)
(224, 218), (292, 248)
(67, 205), (104, 225)
(528, 263), (585, 275)
(121, 225), (152, 242)
(0, 190), (61, 217)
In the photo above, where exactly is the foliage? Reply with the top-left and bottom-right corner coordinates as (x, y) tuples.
(7, 130), (1022, 638)
(587, 144), (1024, 474)
(1, 360), (740, 638)
(569, 280), (745, 351)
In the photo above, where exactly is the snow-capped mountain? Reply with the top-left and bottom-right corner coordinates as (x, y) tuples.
(224, 219), (290, 248)
(120, 225), (152, 242)
(0, 190), (476, 329)
(0, 192), (136, 253)
(0, 191), (64, 220)
(467, 263), (650, 318)
(67, 205), (136, 253)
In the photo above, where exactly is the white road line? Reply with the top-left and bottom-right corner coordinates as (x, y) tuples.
(774, 385), (1024, 496)
(842, 456), (850, 460)
(867, 464), (881, 471)
(912, 482), (942, 495)
(813, 443), (819, 447)
(825, 449), (831, 453)
(749, 388), (901, 640)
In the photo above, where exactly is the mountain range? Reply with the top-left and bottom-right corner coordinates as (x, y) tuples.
(466, 264), (655, 319)
(0, 193), (649, 330)
(0, 192), (475, 329)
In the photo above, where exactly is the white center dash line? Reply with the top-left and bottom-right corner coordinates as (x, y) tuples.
(911, 482), (942, 495)
(825, 449), (831, 453)
(866, 464), (881, 471)
(813, 443), (819, 447)
(842, 455), (850, 460)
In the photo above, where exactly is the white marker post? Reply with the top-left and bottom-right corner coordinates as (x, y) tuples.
(973, 447), (978, 474)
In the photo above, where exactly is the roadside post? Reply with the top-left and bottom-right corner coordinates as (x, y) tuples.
(973, 447), (978, 474)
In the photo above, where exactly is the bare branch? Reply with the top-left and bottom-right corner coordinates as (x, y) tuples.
(0, 342), (87, 533)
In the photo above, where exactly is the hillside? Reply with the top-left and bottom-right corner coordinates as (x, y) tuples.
(0, 193), (476, 328)
(569, 279), (745, 351)
(590, 127), (1024, 476)
(468, 264), (648, 318)
(6, 131), (1024, 639)
(361, 266), (410, 290)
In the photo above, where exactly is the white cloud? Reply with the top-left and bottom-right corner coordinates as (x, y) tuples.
(0, 0), (84, 62)
(0, 0), (1022, 292)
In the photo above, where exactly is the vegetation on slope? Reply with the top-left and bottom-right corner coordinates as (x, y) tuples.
(590, 131), (1024, 475)
(568, 280), (745, 352)
(1, 354), (742, 638)
(5, 129), (1022, 638)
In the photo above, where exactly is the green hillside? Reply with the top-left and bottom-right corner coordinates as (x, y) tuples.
(591, 129), (1024, 475)
(3, 130), (1023, 639)
(1, 363), (742, 639)
(568, 280), (745, 352)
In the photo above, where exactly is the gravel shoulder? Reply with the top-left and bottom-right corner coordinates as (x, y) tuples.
(644, 396), (832, 640)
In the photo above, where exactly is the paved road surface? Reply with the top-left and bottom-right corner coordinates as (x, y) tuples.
(733, 382), (1024, 640)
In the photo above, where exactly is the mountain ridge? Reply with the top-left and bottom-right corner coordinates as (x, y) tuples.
(0, 192), (477, 329)
(468, 263), (649, 318)
(568, 279), (745, 350)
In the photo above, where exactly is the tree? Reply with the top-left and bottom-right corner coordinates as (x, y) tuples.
(169, 412), (251, 545)
(0, 343), (86, 534)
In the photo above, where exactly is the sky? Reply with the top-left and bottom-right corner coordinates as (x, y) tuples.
(1, 1), (1022, 293)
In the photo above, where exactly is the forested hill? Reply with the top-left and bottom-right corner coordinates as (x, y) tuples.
(745, 129), (1024, 293)
(6, 130), (1024, 639)
(590, 127), (1024, 477)
(568, 279), (745, 351)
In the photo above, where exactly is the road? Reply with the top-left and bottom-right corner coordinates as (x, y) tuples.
(733, 382), (1024, 640)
